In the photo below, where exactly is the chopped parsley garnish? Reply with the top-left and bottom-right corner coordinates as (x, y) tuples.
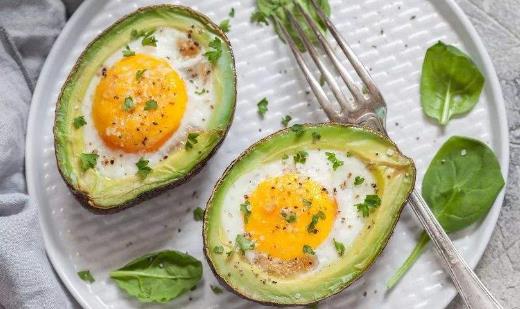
(235, 234), (254, 253)
(325, 152), (344, 170)
(135, 69), (146, 80)
(303, 245), (315, 255)
(355, 194), (381, 217)
(193, 207), (204, 221)
(290, 124), (305, 137)
(204, 37), (223, 65)
(312, 131), (321, 142)
(73, 116), (86, 129)
(136, 157), (152, 179)
(122, 45), (135, 57)
(302, 198), (312, 208)
(219, 19), (231, 33)
(210, 285), (224, 294)
(257, 97), (268, 117)
(213, 245), (224, 254)
(251, 10), (269, 25)
(354, 176), (365, 185)
(144, 99), (158, 111)
(122, 96), (135, 111)
(240, 200), (251, 223)
(77, 270), (95, 283)
(141, 31), (157, 47)
(333, 238), (345, 256)
(79, 153), (98, 171)
(195, 88), (208, 95)
(281, 115), (292, 127)
(229, 7), (235, 17)
(130, 29), (147, 39)
(281, 210), (297, 223)
(185, 133), (200, 150)
(281, 153), (289, 160)
(307, 210), (326, 233)
(293, 150), (308, 164)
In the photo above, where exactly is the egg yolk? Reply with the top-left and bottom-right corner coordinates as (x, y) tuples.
(92, 54), (187, 153)
(245, 173), (337, 261)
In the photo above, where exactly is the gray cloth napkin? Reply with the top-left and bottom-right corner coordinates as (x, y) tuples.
(0, 0), (80, 308)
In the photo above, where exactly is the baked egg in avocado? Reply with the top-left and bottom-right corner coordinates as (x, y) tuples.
(54, 5), (236, 212)
(203, 124), (415, 305)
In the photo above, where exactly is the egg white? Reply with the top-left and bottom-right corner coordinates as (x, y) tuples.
(81, 27), (214, 178)
(221, 149), (377, 274)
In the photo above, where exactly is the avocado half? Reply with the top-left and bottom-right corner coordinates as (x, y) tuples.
(203, 123), (416, 305)
(54, 5), (236, 213)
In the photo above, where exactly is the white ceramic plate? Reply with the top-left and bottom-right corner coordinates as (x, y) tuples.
(26, 0), (509, 308)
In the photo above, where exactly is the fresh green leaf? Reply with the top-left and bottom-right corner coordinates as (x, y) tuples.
(73, 116), (87, 129)
(210, 284), (224, 294)
(420, 41), (485, 125)
(354, 176), (364, 185)
(307, 210), (325, 233)
(325, 152), (344, 170)
(302, 198), (312, 208)
(355, 195), (381, 217)
(219, 19), (231, 33)
(185, 133), (200, 150)
(236, 234), (255, 253)
(79, 153), (98, 171)
(122, 45), (135, 57)
(123, 96), (135, 111)
(193, 207), (204, 221)
(281, 210), (297, 223)
(229, 7), (235, 17)
(290, 124), (305, 137)
(333, 239), (345, 256)
(386, 136), (504, 289)
(110, 250), (202, 303)
(131, 29), (147, 39)
(141, 32), (158, 47)
(281, 115), (292, 127)
(77, 270), (95, 283)
(257, 97), (268, 117)
(136, 69), (146, 80)
(195, 88), (208, 95)
(311, 131), (321, 142)
(204, 37), (222, 65)
(144, 100), (158, 111)
(213, 246), (224, 254)
(250, 10), (269, 25)
(240, 200), (251, 223)
(303, 245), (315, 255)
(136, 157), (152, 179)
(293, 150), (308, 164)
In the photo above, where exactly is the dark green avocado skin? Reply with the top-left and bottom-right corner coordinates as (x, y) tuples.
(202, 123), (416, 305)
(53, 5), (236, 214)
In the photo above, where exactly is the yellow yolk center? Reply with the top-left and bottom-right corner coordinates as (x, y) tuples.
(245, 173), (337, 261)
(92, 53), (187, 153)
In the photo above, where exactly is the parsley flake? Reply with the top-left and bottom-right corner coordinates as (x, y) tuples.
(185, 132), (200, 150)
(135, 69), (146, 80)
(204, 37), (223, 65)
(281, 209), (297, 223)
(257, 97), (268, 117)
(293, 150), (308, 164)
(236, 234), (254, 253)
(302, 198), (312, 208)
(229, 7), (235, 18)
(193, 207), (204, 221)
(307, 210), (326, 233)
(333, 238), (345, 256)
(213, 245), (224, 254)
(135, 157), (152, 179)
(122, 96), (135, 111)
(77, 270), (95, 283)
(79, 153), (98, 171)
(355, 194), (381, 217)
(354, 176), (365, 185)
(312, 131), (321, 142)
(122, 45), (135, 57)
(281, 115), (292, 127)
(303, 245), (315, 255)
(141, 31), (157, 47)
(219, 19), (231, 33)
(240, 200), (251, 223)
(195, 88), (208, 95)
(144, 100), (158, 111)
(281, 153), (289, 160)
(73, 116), (86, 129)
(325, 152), (344, 170)
(290, 124), (305, 137)
(210, 285), (224, 294)
(251, 10), (269, 25)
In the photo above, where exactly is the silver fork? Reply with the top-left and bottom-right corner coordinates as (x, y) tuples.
(275, 1), (503, 308)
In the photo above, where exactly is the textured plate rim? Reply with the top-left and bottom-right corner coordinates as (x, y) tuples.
(25, 0), (509, 308)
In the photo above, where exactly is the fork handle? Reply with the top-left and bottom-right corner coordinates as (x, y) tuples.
(408, 190), (503, 309)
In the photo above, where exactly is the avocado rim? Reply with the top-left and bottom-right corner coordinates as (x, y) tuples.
(53, 5), (237, 214)
(202, 123), (416, 306)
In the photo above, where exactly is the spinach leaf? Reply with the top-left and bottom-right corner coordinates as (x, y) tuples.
(421, 41), (485, 125)
(387, 136), (504, 288)
(110, 250), (202, 303)
(252, 0), (331, 51)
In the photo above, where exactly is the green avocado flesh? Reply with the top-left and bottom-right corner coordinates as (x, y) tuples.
(54, 5), (236, 211)
(203, 124), (415, 305)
